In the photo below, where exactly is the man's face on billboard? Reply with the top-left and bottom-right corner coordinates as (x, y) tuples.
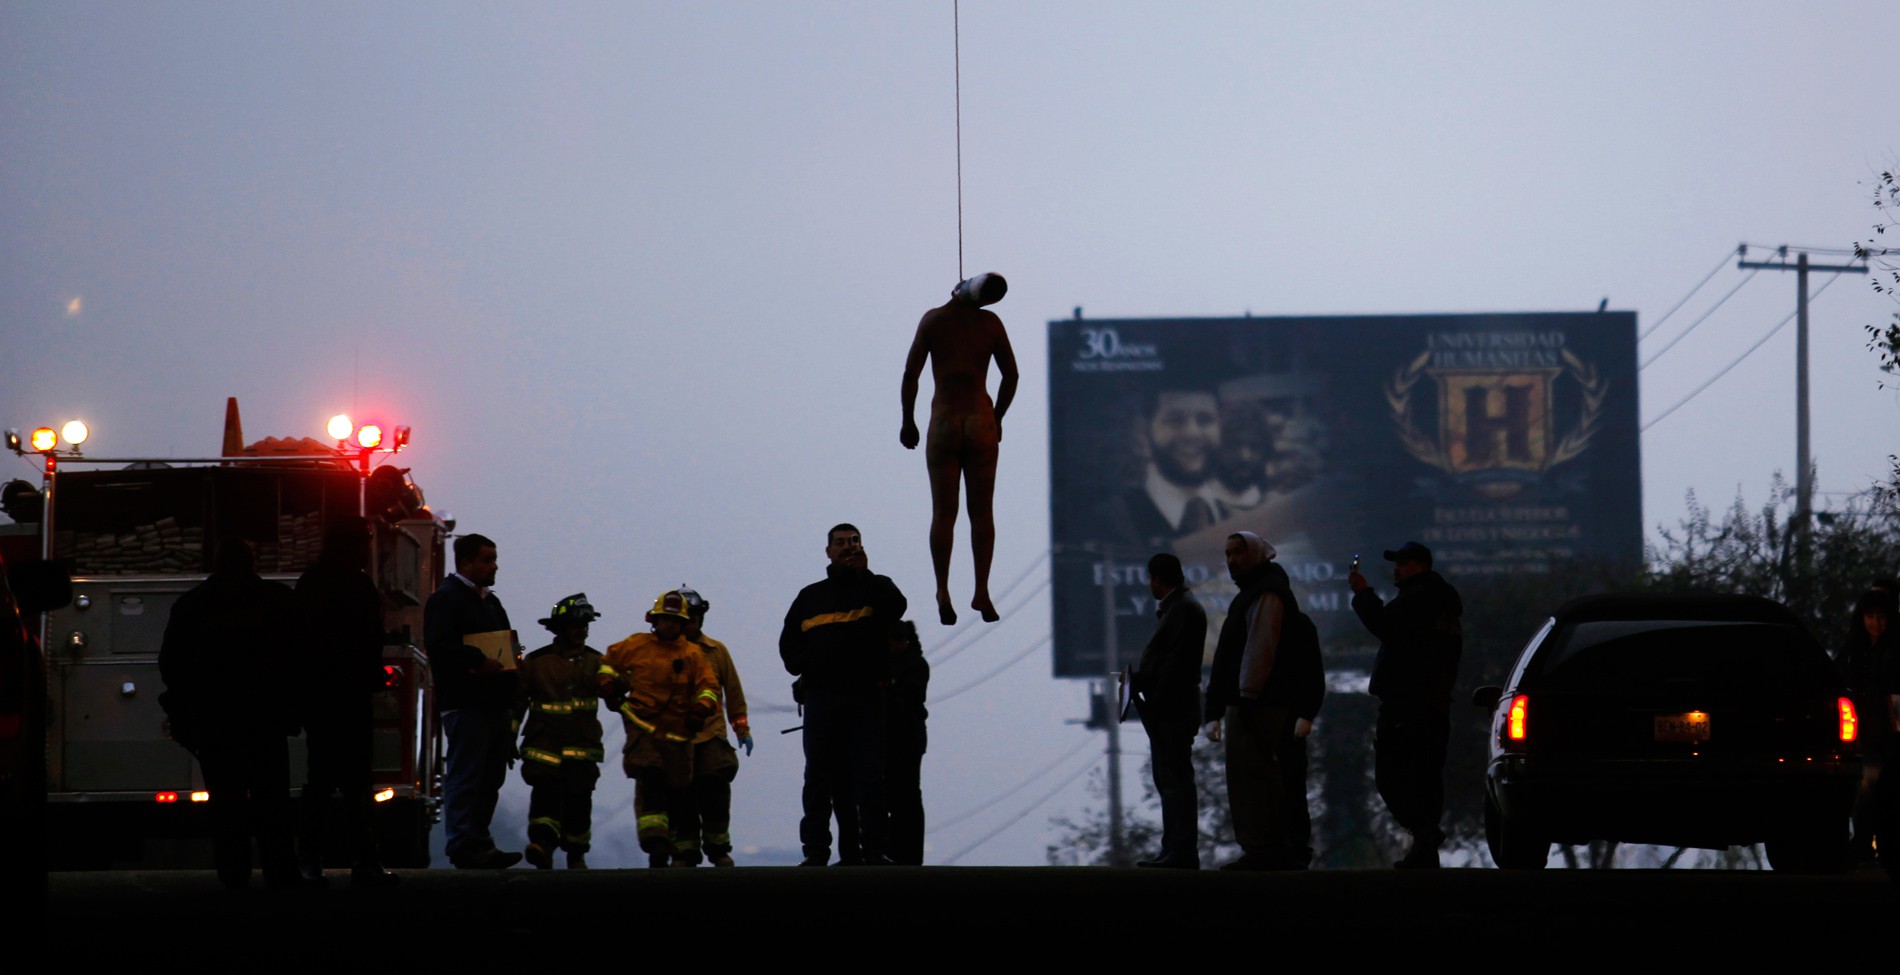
(1147, 391), (1221, 487)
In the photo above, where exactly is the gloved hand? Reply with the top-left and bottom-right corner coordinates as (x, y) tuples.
(739, 734), (754, 756)
(1203, 720), (1223, 743)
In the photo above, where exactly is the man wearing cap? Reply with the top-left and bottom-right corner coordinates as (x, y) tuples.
(517, 594), (604, 870)
(1349, 541), (1464, 869)
(900, 273), (1019, 626)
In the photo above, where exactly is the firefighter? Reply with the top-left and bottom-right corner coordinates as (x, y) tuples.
(599, 589), (721, 865)
(517, 594), (605, 870)
(670, 585), (753, 867)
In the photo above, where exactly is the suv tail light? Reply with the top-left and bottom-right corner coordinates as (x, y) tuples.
(383, 664), (402, 689)
(1839, 697), (1858, 743)
(1507, 694), (1529, 742)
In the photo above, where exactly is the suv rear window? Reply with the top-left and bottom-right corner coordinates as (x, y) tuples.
(1525, 620), (1834, 695)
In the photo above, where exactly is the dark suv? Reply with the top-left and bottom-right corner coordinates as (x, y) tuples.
(1475, 593), (1860, 871)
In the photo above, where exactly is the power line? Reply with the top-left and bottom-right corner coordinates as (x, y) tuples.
(1638, 266), (1761, 370)
(1642, 271), (1847, 432)
(930, 632), (1051, 703)
(1741, 242), (1864, 257)
(927, 734), (1098, 835)
(1640, 246), (1743, 341)
(940, 749), (1099, 864)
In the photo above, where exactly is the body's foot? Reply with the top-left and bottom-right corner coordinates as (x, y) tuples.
(798, 854), (829, 867)
(1136, 853), (1200, 870)
(670, 855), (698, 868)
(710, 853), (736, 868)
(937, 593), (957, 626)
(566, 851), (589, 870)
(524, 842), (554, 870)
(971, 592), (999, 622)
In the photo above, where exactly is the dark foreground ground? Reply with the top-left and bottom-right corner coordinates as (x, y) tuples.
(34, 865), (1900, 965)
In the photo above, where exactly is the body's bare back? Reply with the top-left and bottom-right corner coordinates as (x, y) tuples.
(901, 290), (1019, 624)
(903, 299), (1018, 439)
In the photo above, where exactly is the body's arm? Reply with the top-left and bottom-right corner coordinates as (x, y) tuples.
(990, 316), (1019, 432)
(900, 317), (931, 449)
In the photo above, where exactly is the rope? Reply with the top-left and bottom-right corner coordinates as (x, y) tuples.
(954, 0), (964, 279)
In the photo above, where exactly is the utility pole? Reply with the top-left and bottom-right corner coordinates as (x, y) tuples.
(1734, 246), (1866, 562)
(1099, 551), (1125, 867)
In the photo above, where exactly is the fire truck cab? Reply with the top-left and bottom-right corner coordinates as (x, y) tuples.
(0, 407), (446, 868)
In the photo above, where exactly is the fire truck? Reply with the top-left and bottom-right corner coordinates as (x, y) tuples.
(0, 402), (447, 868)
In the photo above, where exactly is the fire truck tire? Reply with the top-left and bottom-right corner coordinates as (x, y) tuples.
(376, 798), (433, 868)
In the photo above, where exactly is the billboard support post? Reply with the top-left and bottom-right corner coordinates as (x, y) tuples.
(1101, 551), (1126, 867)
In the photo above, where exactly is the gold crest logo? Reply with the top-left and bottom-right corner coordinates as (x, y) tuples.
(1388, 348), (1605, 491)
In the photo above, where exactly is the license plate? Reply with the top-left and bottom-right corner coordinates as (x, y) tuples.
(1654, 711), (1711, 742)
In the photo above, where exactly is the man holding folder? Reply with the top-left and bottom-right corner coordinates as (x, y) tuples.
(425, 532), (525, 869)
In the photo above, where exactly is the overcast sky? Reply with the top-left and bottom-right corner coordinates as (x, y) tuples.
(4, 1), (1895, 866)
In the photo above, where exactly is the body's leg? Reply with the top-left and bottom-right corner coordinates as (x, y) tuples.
(961, 435), (1001, 622)
(931, 418), (972, 623)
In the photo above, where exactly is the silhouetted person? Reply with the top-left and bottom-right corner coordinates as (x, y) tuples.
(518, 594), (604, 870)
(901, 273), (1019, 625)
(1133, 552), (1207, 869)
(675, 586), (751, 868)
(159, 539), (302, 889)
(424, 532), (523, 869)
(294, 517), (397, 887)
(1203, 532), (1299, 871)
(1840, 589), (1897, 865)
(885, 620), (930, 865)
(1349, 540), (1463, 870)
(781, 523), (908, 865)
(599, 589), (720, 866)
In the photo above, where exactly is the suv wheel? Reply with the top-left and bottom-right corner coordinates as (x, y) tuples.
(1485, 794), (1548, 870)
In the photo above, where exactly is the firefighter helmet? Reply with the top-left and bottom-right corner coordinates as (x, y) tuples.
(678, 585), (709, 617)
(539, 593), (600, 631)
(645, 589), (693, 624)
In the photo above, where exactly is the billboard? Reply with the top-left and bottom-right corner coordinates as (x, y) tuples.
(1047, 312), (1641, 678)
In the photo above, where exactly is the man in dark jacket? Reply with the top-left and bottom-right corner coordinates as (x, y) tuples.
(159, 539), (302, 890)
(1133, 552), (1207, 869)
(295, 517), (397, 887)
(1350, 540), (1462, 869)
(780, 523), (908, 865)
(424, 532), (523, 869)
